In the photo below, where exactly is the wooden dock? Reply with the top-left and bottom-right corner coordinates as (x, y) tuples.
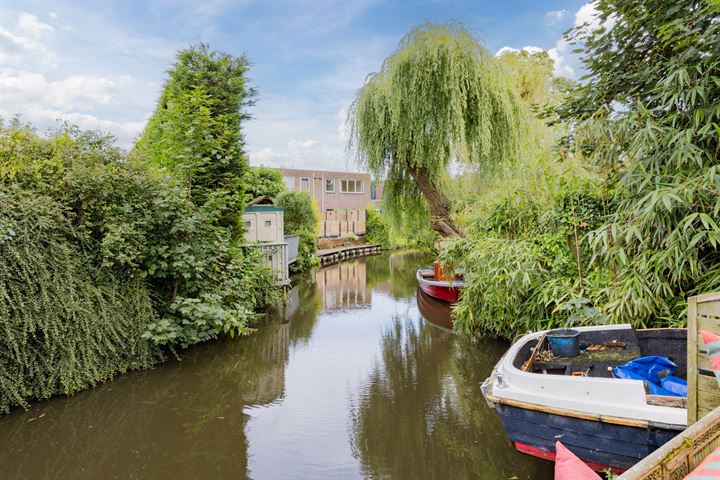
(317, 244), (382, 266)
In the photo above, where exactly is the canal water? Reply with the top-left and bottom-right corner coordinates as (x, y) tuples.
(0, 252), (552, 480)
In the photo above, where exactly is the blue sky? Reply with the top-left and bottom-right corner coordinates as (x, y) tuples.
(1, 1), (597, 171)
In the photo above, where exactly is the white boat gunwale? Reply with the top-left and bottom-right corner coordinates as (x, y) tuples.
(483, 324), (687, 428)
(415, 268), (466, 288)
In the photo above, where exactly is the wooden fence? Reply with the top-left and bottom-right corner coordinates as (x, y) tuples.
(619, 291), (720, 479)
(688, 291), (720, 424)
(618, 405), (720, 479)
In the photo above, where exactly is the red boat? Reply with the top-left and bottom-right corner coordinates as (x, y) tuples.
(416, 268), (465, 303)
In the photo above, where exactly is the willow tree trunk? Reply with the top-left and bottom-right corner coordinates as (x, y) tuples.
(408, 164), (462, 237)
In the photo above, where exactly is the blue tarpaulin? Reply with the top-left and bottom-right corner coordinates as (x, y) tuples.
(613, 356), (687, 397)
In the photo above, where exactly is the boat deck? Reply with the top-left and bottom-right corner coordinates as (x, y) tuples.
(514, 328), (687, 381)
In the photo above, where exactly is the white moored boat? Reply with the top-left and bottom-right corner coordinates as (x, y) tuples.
(481, 324), (687, 473)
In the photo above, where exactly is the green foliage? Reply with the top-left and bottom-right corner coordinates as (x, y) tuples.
(365, 209), (390, 246)
(0, 123), (278, 411)
(555, 297), (608, 329)
(0, 185), (162, 414)
(557, 0), (720, 325)
(244, 166), (285, 200)
(134, 43), (254, 235)
(289, 229), (320, 273)
(349, 22), (527, 236)
(445, 0), (720, 339)
(442, 164), (609, 339)
(276, 191), (320, 271)
(496, 50), (555, 104)
(276, 191), (320, 235)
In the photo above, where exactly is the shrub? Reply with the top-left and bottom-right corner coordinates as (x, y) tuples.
(0, 185), (162, 413)
(276, 191), (320, 271)
(0, 123), (279, 411)
(134, 43), (254, 236)
(365, 209), (389, 246)
(276, 191), (320, 235)
(244, 166), (285, 200)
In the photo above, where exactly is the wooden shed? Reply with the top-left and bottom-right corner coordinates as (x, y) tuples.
(243, 197), (290, 285)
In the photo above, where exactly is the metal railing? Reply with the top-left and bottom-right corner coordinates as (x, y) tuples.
(285, 234), (300, 264)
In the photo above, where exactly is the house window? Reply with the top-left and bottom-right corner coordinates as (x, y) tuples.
(325, 178), (335, 192)
(300, 177), (310, 191)
(341, 179), (364, 193)
(283, 176), (295, 190)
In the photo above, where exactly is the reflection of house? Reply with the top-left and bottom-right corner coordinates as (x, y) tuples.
(276, 168), (383, 238)
(315, 261), (371, 310)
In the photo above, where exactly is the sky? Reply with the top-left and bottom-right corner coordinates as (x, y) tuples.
(1, 0), (600, 172)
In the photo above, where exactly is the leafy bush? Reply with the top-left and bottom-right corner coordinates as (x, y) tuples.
(441, 166), (609, 339)
(0, 185), (162, 413)
(290, 229), (320, 273)
(276, 191), (320, 272)
(244, 166), (285, 200)
(365, 209), (389, 246)
(0, 123), (278, 411)
(276, 191), (320, 235)
(555, 0), (720, 326)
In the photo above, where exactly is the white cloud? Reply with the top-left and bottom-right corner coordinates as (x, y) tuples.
(547, 39), (575, 79)
(0, 69), (145, 146)
(0, 19), (57, 68)
(574, 2), (616, 33)
(1, 70), (117, 110)
(1, 102), (146, 146)
(498, 2), (618, 79)
(495, 46), (520, 57)
(17, 13), (54, 39)
(522, 45), (544, 55)
(544, 9), (569, 25)
(289, 139), (319, 149)
(495, 45), (544, 57)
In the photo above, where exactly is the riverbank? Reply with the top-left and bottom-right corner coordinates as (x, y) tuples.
(0, 124), (278, 414)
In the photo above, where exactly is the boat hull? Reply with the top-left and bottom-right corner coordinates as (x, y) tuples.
(417, 281), (461, 303)
(495, 403), (679, 473)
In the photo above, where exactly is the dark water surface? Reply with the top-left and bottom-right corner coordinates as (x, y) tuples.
(0, 252), (552, 480)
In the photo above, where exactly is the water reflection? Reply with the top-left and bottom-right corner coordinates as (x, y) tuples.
(416, 289), (454, 330)
(0, 252), (551, 480)
(350, 314), (551, 480)
(316, 261), (371, 310)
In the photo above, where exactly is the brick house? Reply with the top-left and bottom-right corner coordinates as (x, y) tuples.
(276, 168), (383, 238)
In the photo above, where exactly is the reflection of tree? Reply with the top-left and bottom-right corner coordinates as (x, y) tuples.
(373, 251), (434, 299)
(350, 315), (553, 480)
(286, 272), (323, 345)
(0, 319), (295, 480)
(365, 253), (391, 290)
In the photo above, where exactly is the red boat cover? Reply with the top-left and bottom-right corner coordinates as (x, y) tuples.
(554, 441), (601, 480)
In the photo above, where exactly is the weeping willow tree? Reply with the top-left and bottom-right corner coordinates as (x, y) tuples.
(349, 22), (527, 237)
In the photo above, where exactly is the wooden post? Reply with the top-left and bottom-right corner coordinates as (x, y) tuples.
(688, 295), (698, 425)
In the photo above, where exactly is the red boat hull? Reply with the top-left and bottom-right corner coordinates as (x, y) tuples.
(514, 442), (625, 475)
(417, 280), (461, 303)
